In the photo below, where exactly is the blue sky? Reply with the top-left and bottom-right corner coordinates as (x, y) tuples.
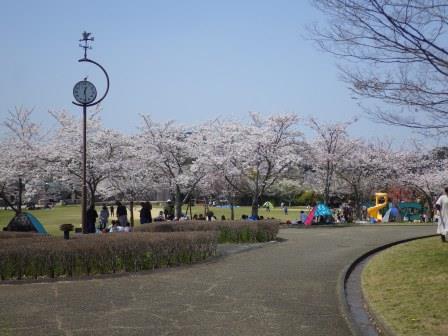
(0, 0), (414, 140)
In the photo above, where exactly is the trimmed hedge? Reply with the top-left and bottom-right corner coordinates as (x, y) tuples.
(0, 232), (40, 239)
(0, 232), (217, 281)
(134, 220), (280, 243)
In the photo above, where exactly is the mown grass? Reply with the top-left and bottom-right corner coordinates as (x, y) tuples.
(0, 205), (307, 236)
(362, 237), (448, 336)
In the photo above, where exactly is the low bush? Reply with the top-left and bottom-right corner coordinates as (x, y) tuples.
(134, 220), (280, 243)
(0, 232), (40, 239)
(0, 232), (217, 281)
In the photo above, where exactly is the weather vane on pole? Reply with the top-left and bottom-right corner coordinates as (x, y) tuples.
(79, 31), (94, 59)
(73, 31), (110, 234)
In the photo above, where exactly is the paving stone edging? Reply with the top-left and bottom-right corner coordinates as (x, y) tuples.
(338, 234), (437, 336)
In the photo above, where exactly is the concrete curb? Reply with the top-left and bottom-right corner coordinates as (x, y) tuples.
(338, 234), (437, 336)
(286, 223), (435, 229)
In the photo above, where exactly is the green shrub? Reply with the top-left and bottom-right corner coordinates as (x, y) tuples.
(134, 220), (280, 243)
(0, 232), (217, 281)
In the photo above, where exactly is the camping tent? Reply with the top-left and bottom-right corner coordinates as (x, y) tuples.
(5, 213), (47, 234)
(304, 203), (333, 226)
(314, 204), (332, 217)
(262, 201), (274, 211)
(382, 207), (400, 223)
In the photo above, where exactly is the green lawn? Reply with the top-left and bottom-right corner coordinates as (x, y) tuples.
(362, 237), (448, 336)
(0, 204), (431, 236)
(181, 205), (306, 222)
(0, 204), (307, 236)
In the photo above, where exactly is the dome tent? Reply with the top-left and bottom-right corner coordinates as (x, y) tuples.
(304, 203), (333, 226)
(314, 203), (332, 217)
(4, 213), (47, 234)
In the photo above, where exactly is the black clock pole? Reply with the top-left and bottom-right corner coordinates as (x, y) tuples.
(73, 31), (110, 233)
(82, 104), (87, 233)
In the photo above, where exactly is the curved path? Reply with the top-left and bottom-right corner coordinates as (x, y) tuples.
(0, 225), (435, 336)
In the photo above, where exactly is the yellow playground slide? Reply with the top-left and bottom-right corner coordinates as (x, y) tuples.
(367, 192), (388, 222)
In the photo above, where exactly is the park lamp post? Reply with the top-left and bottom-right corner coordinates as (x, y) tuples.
(72, 31), (110, 233)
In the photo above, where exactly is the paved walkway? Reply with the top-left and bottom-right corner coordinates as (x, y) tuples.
(0, 225), (435, 336)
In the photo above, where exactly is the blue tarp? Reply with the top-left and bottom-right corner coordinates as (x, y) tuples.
(25, 213), (48, 234)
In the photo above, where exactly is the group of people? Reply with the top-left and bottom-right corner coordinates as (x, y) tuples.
(192, 212), (219, 221)
(81, 187), (448, 243)
(85, 201), (133, 233)
(84, 200), (182, 233)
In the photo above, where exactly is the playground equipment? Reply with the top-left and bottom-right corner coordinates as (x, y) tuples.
(367, 193), (388, 222)
(398, 202), (424, 221)
(370, 200), (425, 223)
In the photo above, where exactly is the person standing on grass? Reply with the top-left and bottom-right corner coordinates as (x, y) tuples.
(139, 202), (147, 224)
(99, 205), (109, 230)
(109, 205), (114, 217)
(435, 187), (448, 242)
(145, 201), (152, 223)
(86, 205), (98, 233)
(139, 202), (152, 224)
(116, 201), (128, 227)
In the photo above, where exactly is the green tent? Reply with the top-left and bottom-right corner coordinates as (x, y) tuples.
(262, 201), (274, 210)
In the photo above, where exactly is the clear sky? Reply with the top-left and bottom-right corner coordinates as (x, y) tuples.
(0, 0), (415, 140)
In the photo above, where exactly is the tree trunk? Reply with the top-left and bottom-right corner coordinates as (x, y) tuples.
(88, 183), (97, 208)
(204, 196), (208, 216)
(130, 200), (134, 227)
(230, 198), (235, 220)
(354, 198), (362, 221)
(251, 195), (259, 217)
(175, 186), (182, 219)
(17, 178), (22, 215)
(324, 160), (332, 205)
(423, 192), (434, 221)
(351, 185), (361, 220)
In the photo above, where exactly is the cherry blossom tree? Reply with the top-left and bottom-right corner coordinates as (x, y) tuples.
(0, 107), (44, 214)
(47, 110), (130, 207)
(393, 145), (448, 219)
(99, 135), (162, 225)
(269, 174), (305, 207)
(334, 139), (397, 218)
(204, 113), (304, 217)
(196, 166), (244, 220)
(307, 118), (355, 204)
(139, 116), (207, 218)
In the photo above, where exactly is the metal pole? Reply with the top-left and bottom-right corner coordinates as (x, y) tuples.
(82, 104), (87, 233)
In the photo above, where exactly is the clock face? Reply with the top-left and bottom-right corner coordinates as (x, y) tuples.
(73, 80), (97, 104)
